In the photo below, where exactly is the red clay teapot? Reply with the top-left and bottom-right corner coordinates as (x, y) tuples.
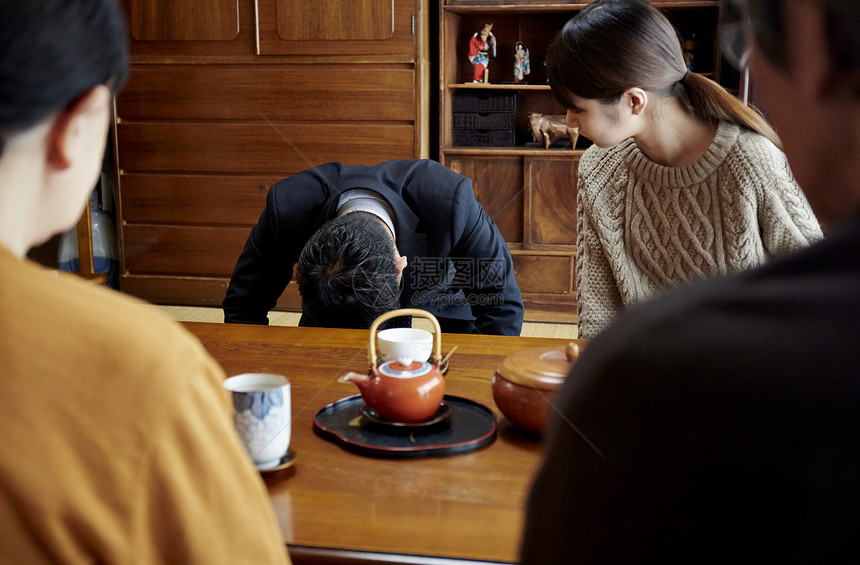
(338, 309), (445, 423)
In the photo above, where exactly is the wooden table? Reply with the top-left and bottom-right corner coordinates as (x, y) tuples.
(184, 322), (581, 565)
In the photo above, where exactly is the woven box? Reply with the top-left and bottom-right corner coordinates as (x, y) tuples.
(452, 112), (515, 130)
(452, 129), (516, 147)
(452, 93), (516, 113)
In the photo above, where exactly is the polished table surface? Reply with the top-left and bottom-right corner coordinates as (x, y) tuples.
(183, 321), (582, 565)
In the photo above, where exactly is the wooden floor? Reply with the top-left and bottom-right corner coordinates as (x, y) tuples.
(156, 306), (578, 339)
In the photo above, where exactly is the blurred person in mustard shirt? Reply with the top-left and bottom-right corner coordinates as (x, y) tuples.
(0, 2), (290, 562)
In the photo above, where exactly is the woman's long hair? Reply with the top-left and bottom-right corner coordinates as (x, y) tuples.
(546, 0), (781, 148)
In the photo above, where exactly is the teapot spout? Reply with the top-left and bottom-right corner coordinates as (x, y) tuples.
(338, 371), (372, 389)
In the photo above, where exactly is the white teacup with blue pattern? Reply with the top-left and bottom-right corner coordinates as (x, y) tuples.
(223, 373), (291, 470)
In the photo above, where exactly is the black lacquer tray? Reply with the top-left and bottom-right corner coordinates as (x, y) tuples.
(313, 394), (497, 459)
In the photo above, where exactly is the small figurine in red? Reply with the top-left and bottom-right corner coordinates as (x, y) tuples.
(468, 23), (496, 83)
(514, 41), (530, 83)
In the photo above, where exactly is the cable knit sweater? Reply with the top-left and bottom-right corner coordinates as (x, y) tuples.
(576, 121), (823, 339)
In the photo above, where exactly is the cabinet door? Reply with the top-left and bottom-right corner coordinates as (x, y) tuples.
(511, 252), (574, 296)
(126, 0), (239, 41)
(255, 0), (415, 59)
(525, 156), (578, 248)
(445, 155), (524, 244)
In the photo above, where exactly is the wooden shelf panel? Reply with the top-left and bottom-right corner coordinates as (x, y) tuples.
(443, 147), (584, 156)
(449, 83), (550, 90)
(443, 1), (719, 13)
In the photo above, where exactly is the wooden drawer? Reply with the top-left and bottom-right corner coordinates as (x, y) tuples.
(116, 65), (416, 122)
(511, 252), (574, 295)
(119, 173), (273, 225)
(122, 225), (251, 277)
(116, 122), (414, 174)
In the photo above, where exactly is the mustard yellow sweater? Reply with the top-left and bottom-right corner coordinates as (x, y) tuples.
(0, 246), (290, 564)
(576, 121), (823, 339)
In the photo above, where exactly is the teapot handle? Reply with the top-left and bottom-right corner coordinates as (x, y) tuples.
(368, 308), (442, 367)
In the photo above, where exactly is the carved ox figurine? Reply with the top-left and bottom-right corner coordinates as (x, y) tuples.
(528, 112), (580, 149)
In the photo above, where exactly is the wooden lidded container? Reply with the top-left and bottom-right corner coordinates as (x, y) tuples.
(491, 343), (581, 434)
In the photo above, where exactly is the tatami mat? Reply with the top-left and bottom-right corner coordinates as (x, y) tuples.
(156, 305), (301, 326)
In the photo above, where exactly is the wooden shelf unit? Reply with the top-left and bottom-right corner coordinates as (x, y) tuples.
(439, 0), (729, 320)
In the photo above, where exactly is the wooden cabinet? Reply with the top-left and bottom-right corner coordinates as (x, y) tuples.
(255, 0), (415, 58)
(115, 0), (429, 308)
(439, 0), (730, 321)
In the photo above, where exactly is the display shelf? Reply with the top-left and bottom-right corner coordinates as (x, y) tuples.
(449, 83), (551, 90)
(440, 0), (729, 154)
(444, 1), (719, 11)
(444, 146), (584, 156)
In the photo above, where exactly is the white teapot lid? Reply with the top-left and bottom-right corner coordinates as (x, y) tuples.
(378, 357), (432, 378)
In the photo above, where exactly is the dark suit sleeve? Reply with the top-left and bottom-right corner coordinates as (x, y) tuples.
(222, 190), (296, 325)
(449, 179), (524, 335)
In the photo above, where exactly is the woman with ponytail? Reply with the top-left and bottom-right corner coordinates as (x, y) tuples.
(547, 0), (822, 339)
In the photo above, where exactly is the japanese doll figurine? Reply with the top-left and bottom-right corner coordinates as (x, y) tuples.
(514, 41), (530, 83)
(468, 23), (496, 83)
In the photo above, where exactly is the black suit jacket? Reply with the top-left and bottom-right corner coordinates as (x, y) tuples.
(223, 159), (523, 335)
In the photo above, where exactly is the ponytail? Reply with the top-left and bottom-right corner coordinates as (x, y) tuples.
(546, 0), (784, 150)
(682, 72), (783, 149)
